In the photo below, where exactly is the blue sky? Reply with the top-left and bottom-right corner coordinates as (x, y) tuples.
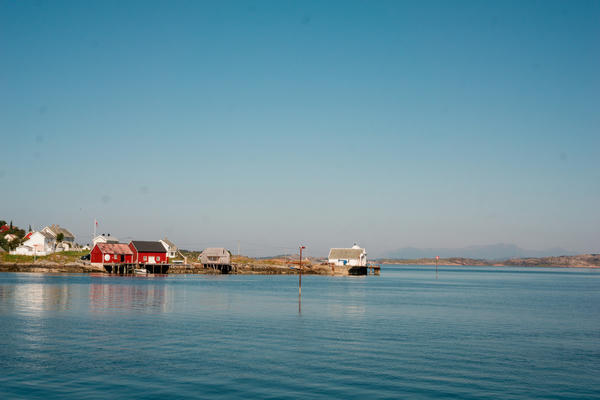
(1, 0), (599, 257)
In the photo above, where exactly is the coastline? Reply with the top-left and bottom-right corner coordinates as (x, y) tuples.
(378, 254), (600, 269)
(0, 261), (365, 275)
(1, 260), (598, 274)
(1, 252), (598, 275)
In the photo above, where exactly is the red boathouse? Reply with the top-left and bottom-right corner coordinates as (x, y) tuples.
(128, 241), (168, 265)
(90, 243), (134, 265)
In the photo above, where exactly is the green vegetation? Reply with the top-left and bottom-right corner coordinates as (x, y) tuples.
(0, 219), (27, 252)
(0, 250), (89, 264)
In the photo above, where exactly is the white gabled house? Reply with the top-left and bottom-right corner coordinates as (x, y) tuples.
(159, 238), (178, 259)
(328, 243), (367, 267)
(42, 225), (75, 250)
(11, 231), (55, 256)
(93, 234), (119, 247)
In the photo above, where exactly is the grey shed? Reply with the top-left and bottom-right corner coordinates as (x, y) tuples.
(199, 248), (231, 266)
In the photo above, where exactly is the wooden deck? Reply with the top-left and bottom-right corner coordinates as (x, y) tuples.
(103, 263), (170, 274)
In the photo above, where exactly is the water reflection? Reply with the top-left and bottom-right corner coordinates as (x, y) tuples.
(89, 277), (172, 313)
(10, 282), (71, 316)
(323, 279), (368, 318)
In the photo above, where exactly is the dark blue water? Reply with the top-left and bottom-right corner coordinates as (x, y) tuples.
(0, 266), (599, 399)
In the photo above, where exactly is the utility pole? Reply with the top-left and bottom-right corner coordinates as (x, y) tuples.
(299, 245), (305, 313)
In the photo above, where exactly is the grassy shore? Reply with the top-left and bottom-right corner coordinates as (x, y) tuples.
(0, 250), (89, 264)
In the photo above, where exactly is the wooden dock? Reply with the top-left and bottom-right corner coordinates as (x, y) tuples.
(367, 263), (381, 275)
(103, 263), (170, 274)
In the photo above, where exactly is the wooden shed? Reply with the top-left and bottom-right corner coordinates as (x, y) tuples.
(199, 248), (231, 271)
(129, 241), (168, 265)
(90, 243), (133, 265)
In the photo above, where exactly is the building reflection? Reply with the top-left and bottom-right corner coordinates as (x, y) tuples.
(89, 277), (172, 313)
(11, 282), (71, 315)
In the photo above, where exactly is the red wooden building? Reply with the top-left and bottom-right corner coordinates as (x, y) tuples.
(90, 243), (133, 264)
(129, 241), (168, 265)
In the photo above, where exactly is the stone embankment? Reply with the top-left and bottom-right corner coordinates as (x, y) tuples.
(0, 262), (105, 273)
(0, 261), (365, 275)
(170, 262), (362, 275)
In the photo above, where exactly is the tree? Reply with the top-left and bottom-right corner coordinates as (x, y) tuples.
(0, 220), (6, 227)
(28, 225), (32, 232)
(7, 238), (20, 251)
(55, 233), (64, 251)
(9, 221), (12, 229)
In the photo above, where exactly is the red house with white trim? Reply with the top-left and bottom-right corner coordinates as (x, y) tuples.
(90, 243), (133, 265)
(128, 241), (168, 265)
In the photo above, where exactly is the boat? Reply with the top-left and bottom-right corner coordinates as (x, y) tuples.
(134, 268), (148, 275)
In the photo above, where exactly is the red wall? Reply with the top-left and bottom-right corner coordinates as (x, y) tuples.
(137, 252), (168, 264)
(91, 245), (103, 263)
(90, 245), (133, 264)
(128, 243), (168, 264)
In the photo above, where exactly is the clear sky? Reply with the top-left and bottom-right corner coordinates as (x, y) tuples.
(1, 0), (599, 257)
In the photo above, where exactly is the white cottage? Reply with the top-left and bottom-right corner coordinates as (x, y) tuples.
(328, 244), (367, 267)
(42, 225), (75, 250)
(11, 231), (55, 256)
(93, 234), (119, 247)
(159, 238), (178, 259)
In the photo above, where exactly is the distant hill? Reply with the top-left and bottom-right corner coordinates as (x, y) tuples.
(384, 243), (575, 260)
(376, 254), (600, 268)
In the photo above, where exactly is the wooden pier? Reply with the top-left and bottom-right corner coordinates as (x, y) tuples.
(367, 263), (381, 275)
(103, 263), (170, 275)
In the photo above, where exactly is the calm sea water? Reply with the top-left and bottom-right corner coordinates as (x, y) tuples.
(0, 266), (599, 399)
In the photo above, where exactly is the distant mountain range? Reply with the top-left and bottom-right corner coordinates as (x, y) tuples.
(382, 243), (575, 260)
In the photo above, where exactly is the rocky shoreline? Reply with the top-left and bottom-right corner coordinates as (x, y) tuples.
(0, 262), (362, 275)
(2, 253), (599, 275)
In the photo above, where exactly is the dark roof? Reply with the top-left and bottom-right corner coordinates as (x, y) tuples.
(130, 241), (167, 253)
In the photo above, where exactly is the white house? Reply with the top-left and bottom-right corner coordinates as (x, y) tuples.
(42, 225), (76, 251)
(93, 234), (119, 247)
(4, 233), (18, 242)
(159, 238), (178, 259)
(11, 231), (55, 256)
(328, 244), (367, 267)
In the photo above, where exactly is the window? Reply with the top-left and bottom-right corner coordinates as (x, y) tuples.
(143, 256), (147, 261)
